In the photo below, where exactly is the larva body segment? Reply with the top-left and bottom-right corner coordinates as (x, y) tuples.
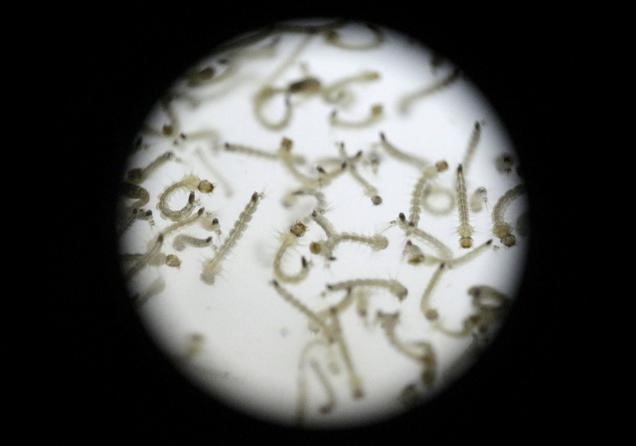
(201, 192), (263, 285)
(126, 151), (176, 184)
(309, 360), (336, 414)
(492, 184), (525, 247)
(122, 182), (150, 209)
(329, 104), (384, 128)
(329, 308), (364, 399)
(378, 132), (429, 168)
(162, 207), (206, 238)
(322, 70), (380, 105)
(455, 165), (474, 249)
(326, 278), (407, 301)
(470, 187), (488, 213)
(408, 163), (446, 226)
(224, 141), (306, 164)
(333, 233), (389, 251)
(398, 68), (461, 114)
(324, 23), (384, 50)
(281, 188), (327, 222)
(173, 234), (214, 251)
(254, 86), (293, 130)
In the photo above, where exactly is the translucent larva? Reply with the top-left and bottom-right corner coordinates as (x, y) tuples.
(122, 182), (150, 209)
(165, 254), (181, 268)
(408, 163), (447, 227)
(126, 151), (176, 184)
(157, 175), (214, 221)
(492, 184), (525, 247)
(281, 188), (327, 221)
(470, 187), (488, 213)
(193, 148), (234, 198)
(201, 192), (263, 285)
(329, 308), (364, 399)
(460, 121), (483, 176)
(398, 68), (461, 114)
(325, 278), (407, 301)
(173, 234), (214, 251)
(278, 138), (324, 189)
(420, 263), (447, 322)
(309, 360), (336, 414)
(296, 339), (338, 425)
(161, 207), (206, 239)
(322, 70), (380, 105)
(378, 132), (429, 168)
(455, 165), (474, 249)
(329, 103), (384, 128)
(323, 23), (384, 51)
(253, 87), (293, 130)
(273, 222), (312, 284)
(395, 213), (453, 260)
(337, 143), (382, 205)
(421, 184), (456, 216)
(404, 239), (492, 268)
(224, 141), (306, 164)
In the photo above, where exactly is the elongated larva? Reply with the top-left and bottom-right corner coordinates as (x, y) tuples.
(329, 308), (364, 399)
(421, 184), (455, 216)
(461, 121), (483, 175)
(322, 71), (380, 105)
(395, 213), (453, 260)
(324, 23), (384, 50)
(271, 280), (334, 342)
(398, 68), (461, 114)
(495, 153), (515, 174)
(201, 192), (263, 285)
(125, 233), (164, 279)
(224, 141), (305, 164)
(326, 279), (407, 301)
(492, 184), (525, 247)
(162, 207), (206, 238)
(470, 187), (488, 213)
(274, 222), (312, 284)
(404, 239), (492, 268)
(126, 151), (176, 184)
(311, 209), (337, 238)
(376, 311), (437, 386)
(158, 175), (214, 221)
(281, 187), (327, 214)
(408, 163), (447, 226)
(309, 360), (336, 414)
(173, 234), (214, 251)
(420, 262), (447, 322)
(199, 212), (221, 236)
(193, 148), (234, 198)
(122, 182), (150, 209)
(338, 143), (382, 205)
(332, 233), (389, 251)
(329, 104), (384, 128)
(456, 165), (473, 248)
(378, 132), (429, 168)
(132, 276), (166, 307)
(516, 211), (530, 237)
(296, 339), (338, 425)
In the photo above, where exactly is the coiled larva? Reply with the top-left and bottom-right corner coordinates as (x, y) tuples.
(421, 184), (455, 216)
(408, 162), (448, 226)
(273, 222), (312, 284)
(157, 175), (214, 221)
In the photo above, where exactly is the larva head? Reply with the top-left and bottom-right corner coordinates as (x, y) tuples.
(424, 308), (439, 321)
(372, 235), (389, 250)
(316, 166), (327, 174)
(197, 180), (215, 193)
(395, 285), (408, 300)
(192, 66), (215, 83)
(371, 104), (383, 116)
(460, 237), (473, 249)
(165, 254), (181, 268)
(324, 29), (339, 42)
(289, 221), (307, 238)
(436, 160), (449, 172)
(371, 195), (383, 206)
(309, 241), (323, 255)
(188, 191), (196, 204)
(376, 310), (399, 328)
(502, 234), (516, 247)
(162, 124), (174, 136)
(280, 137), (293, 152)
(398, 212), (407, 223)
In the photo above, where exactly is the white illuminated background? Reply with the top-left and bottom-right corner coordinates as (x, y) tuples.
(120, 20), (528, 428)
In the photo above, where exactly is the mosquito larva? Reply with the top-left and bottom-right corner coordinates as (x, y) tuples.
(142, 98), (183, 144)
(326, 279), (407, 301)
(287, 76), (322, 95)
(456, 164), (474, 249)
(495, 153), (515, 174)
(378, 131), (429, 168)
(125, 234), (164, 279)
(122, 182), (150, 209)
(404, 239), (492, 268)
(516, 211), (530, 237)
(281, 187), (327, 215)
(421, 184), (456, 216)
(337, 142), (382, 205)
(162, 207), (206, 238)
(420, 262), (447, 322)
(200, 192), (263, 285)
(273, 222), (312, 284)
(322, 70), (380, 105)
(461, 121), (483, 175)
(329, 103), (384, 128)
(329, 308), (364, 399)
(158, 175), (214, 221)
(468, 286), (509, 312)
(323, 23), (384, 51)
(126, 151), (176, 184)
(193, 148), (234, 198)
(311, 209), (336, 238)
(224, 141), (305, 164)
(470, 187), (488, 213)
(132, 276), (166, 308)
(408, 163), (447, 226)
(278, 138), (322, 188)
(173, 234), (214, 251)
(332, 233), (389, 251)
(309, 360), (336, 414)
(254, 86), (293, 130)
(398, 68), (461, 114)
(492, 184), (525, 247)
(271, 280), (334, 342)
(296, 339), (338, 425)
(396, 213), (453, 260)
(159, 189), (197, 222)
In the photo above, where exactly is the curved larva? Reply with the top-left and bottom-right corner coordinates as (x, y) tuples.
(456, 164), (474, 249)
(162, 207), (206, 238)
(201, 192), (263, 285)
(398, 68), (461, 114)
(396, 213), (452, 260)
(199, 212), (221, 236)
(461, 121), (483, 176)
(281, 187), (327, 215)
(322, 70), (380, 105)
(376, 311), (437, 386)
(408, 163), (447, 227)
(270, 280), (334, 342)
(420, 262), (447, 322)
(126, 151), (176, 184)
(273, 226), (312, 284)
(338, 143), (382, 205)
(323, 23), (384, 50)
(329, 308), (364, 399)
(329, 103), (384, 129)
(157, 175), (214, 221)
(492, 184), (525, 247)
(378, 131), (429, 168)
(278, 138), (322, 188)
(310, 209), (337, 238)
(132, 276), (166, 308)
(193, 148), (234, 198)
(125, 233), (164, 279)
(309, 360), (336, 414)
(173, 234), (214, 251)
(224, 141), (306, 164)
(421, 184), (455, 216)
(122, 182), (150, 209)
(470, 187), (488, 213)
(325, 278), (407, 301)
(253, 87), (292, 130)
